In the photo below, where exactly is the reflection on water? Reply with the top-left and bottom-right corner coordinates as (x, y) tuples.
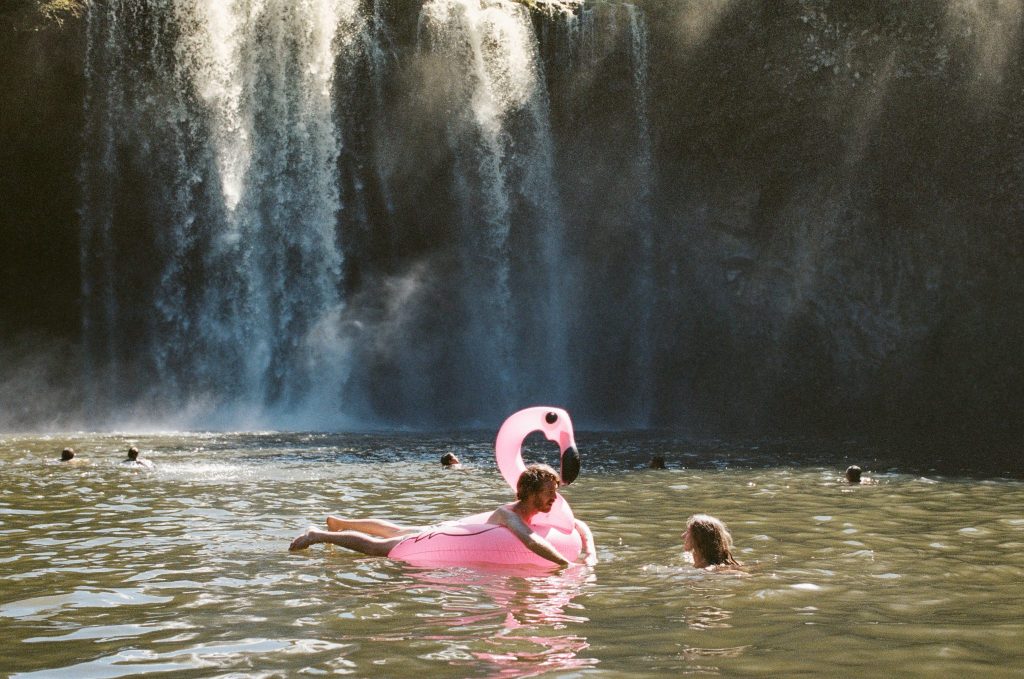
(1, 433), (1023, 677)
(385, 569), (598, 679)
(403, 566), (596, 678)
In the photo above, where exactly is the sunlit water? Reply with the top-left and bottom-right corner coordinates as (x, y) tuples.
(1, 433), (1022, 677)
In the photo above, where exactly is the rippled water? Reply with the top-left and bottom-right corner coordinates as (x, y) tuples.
(1, 433), (1022, 677)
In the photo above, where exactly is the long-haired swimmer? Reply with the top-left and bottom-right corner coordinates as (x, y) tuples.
(682, 514), (742, 571)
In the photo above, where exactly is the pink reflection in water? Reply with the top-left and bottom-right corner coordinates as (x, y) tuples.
(407, 564), (598, 677)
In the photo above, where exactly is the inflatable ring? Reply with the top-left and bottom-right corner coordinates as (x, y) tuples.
(388, 407), (583, 567)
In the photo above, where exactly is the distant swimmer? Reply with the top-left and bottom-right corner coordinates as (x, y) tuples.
(440, 452), (461, 468)
(843, 464), (876, 485)
(649, 455), (667, 469)
(121, 446), (155, 469)
(682, 513), (743, 571)
(59, 447), (89, 464)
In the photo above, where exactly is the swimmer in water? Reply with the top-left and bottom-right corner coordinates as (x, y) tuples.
(59, 447), (88, 464)
(121, 446), (155, 469)
(682, 513), (742, 570)
(289, 463), (596, 567)
(649, 455), (667, 469)
(440, 452), (461, 468)
(843, 465), (875, 484)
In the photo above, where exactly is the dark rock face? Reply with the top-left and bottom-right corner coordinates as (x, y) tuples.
(639, 1), (1024, 449)
(0, 1), (1021, 456)
(0, 7), (87, 428)
(0, 7), (85, 339)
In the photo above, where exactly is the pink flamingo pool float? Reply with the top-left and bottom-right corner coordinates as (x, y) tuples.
(388, 407), (583, 567)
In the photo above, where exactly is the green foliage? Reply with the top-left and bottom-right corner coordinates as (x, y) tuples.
(39, 0), (86, 25)
(1, 0), (85, 31)
(517, 0), (584, 15)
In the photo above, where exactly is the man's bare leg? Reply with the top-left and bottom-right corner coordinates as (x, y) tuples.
(289, 527), (405, 555)
(325, 516), (417, 537)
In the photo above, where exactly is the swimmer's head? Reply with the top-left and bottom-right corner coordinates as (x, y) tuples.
(60, 447), (75, 462)
(649, 455), (666, 469)
(440, 452), (460, 467)
(517, 463), (559, 501)
(683, 513), (739, 567)
(845, 465), (862, 483)
(128, 447), (139, 461)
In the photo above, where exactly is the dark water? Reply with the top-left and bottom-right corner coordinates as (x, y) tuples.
(2, 432), (1022, 677)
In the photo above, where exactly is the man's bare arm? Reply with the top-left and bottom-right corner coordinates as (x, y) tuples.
(489, 507), (570, 567)
(574, 519), (597, 566)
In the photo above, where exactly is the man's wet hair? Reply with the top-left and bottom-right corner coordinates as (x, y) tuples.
(845, 465), (862, 483)
(516, 463), (559, 501)
(60, 447), (75, 461)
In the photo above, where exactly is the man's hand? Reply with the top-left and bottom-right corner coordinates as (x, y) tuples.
(574, 519), (597, 566)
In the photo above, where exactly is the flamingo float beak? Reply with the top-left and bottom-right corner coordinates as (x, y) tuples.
(561, 445), (580, 485)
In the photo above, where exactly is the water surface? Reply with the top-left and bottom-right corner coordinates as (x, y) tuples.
(1, 433), (1022, 677)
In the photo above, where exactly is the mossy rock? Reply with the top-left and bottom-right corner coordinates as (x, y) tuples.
(1, 0), (85, 32)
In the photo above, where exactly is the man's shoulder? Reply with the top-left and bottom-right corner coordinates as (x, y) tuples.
(487, 504), (517, 524)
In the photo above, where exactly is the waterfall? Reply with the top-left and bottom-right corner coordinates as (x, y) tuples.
(78, 0), (655, 429)
(79, 1), (124, 415)
(625, 3), (656, 425)
(80, 0), (362, 426)
(540, 2), (657, 426)
(7, 0), (1012, 443)
(417, 0), (570, 413)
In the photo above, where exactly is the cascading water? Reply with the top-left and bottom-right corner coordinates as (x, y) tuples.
(186, 0), (358, 417)
(78, 0), (654, 429)
(417, 0), (570, 415)
(540, 3), (657, 426)
(624, 4), (656, 425)
(80, 0), (364, 427)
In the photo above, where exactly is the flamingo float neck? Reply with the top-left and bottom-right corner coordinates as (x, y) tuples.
(494, 407), (580, 532)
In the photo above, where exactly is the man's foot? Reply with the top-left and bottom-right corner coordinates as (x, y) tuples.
(326, 516), (349, 531)
(289, 527), (322, 551)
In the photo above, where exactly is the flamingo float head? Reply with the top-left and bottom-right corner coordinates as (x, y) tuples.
(494, 406), (580, 493)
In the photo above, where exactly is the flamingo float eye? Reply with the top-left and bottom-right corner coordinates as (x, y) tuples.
(545, 412), (558, 424)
